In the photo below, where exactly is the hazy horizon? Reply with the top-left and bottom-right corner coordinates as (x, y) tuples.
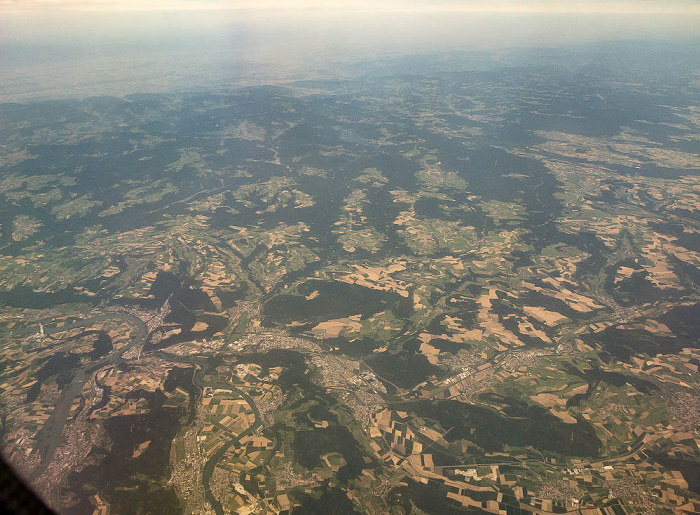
(1, 2), (698, 101)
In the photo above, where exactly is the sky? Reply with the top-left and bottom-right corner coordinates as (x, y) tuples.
(0, 0), (699, 13)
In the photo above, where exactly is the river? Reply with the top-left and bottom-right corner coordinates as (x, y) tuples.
(27, 312), (148, 481)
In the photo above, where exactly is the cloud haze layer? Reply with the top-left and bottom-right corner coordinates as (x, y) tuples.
(0, 0), (697, 101)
